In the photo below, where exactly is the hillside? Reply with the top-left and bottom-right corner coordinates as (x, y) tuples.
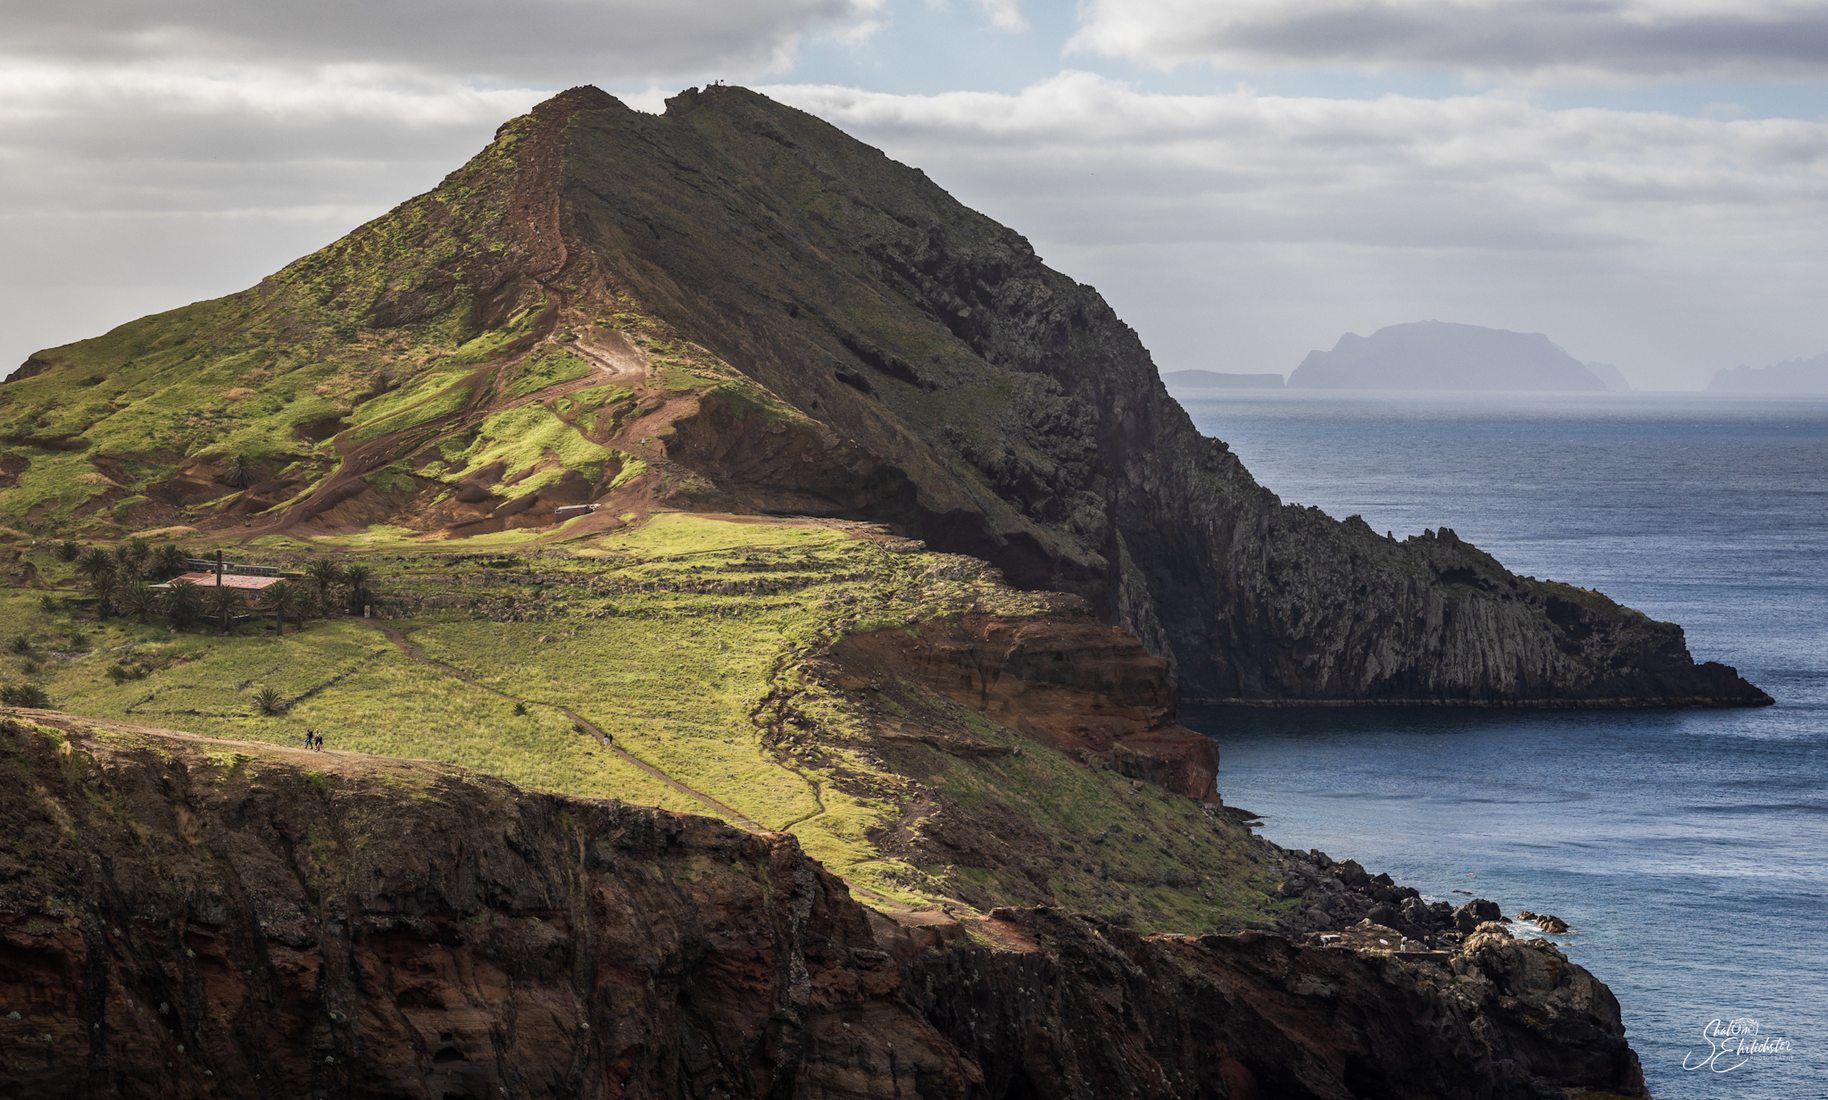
(1289, 321), (1608, 392)
(0, 515), (1308, 930)
(0, 85), (1764, 705)
(1708, 352), (1828, 395)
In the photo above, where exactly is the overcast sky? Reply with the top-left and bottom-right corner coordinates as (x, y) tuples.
(3, 1), (1825, 388)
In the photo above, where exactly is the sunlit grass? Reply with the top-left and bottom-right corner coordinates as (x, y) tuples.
(0, 514), (1280, 929)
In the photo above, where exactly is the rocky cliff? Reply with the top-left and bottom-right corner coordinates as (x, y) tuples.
(829, 611), (1220, 801)
(0, 713), (1646, 1099)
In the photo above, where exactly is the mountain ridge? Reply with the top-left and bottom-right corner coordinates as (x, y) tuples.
(0, 84), (1767, 707)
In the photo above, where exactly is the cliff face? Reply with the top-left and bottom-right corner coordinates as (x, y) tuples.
(0, 714), (1646, 1099)
(829, 611), (1219, 800)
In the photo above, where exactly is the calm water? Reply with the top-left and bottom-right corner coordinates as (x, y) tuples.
(1173, 391), (1827, 1100)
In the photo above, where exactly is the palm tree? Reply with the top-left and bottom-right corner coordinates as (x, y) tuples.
(305, 560), (343, 616)
(223, 453), (256, 489)
(119, 581), (157, 623)
(339, 564), (372, 616)
(76, 547), (115, 584)
(260, 580), (301, 635)
(162, 579), (201, 628)
(76, 548), (117, 616)
(115, 537), (151, 578)
(151, 543), (188, 580)
(201, 585), (240, 635)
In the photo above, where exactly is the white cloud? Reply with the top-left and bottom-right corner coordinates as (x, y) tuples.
(978, 0), (1029, 33)
(1069, 0), (1828, 80)
(765, 73), (1828, 384)
(0, 0), (885, 371)
(2, 0), (885, 82)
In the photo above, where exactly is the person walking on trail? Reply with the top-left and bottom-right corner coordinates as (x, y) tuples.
(304, 729), (315, 751)
(315, 732), (325, 752)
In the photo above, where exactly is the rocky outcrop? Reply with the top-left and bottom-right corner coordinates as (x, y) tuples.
(0, 714), (1646, 1099)
(829, 611), (1218, 800)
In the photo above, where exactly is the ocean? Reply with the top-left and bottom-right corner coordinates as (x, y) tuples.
(1172, 391), (1827, 1099)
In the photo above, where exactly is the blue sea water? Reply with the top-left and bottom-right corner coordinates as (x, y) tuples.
(1172, 392), (1827, 1100)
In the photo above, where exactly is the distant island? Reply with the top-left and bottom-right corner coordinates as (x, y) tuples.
(1585, 362), (1633, 393)
(1161, 369), (1285, 390)
(1289, 321), (1609, 392)
(1707, 353), (1828, 395)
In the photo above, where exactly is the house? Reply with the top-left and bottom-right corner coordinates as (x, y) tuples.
(158, 570), (285, 606)
(154, 553), (291, 607)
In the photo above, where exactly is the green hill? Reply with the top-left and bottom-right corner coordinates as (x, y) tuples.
(0, 85), (1765, 707)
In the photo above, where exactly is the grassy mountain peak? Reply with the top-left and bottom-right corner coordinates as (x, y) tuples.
(0, 84), (1767, 706)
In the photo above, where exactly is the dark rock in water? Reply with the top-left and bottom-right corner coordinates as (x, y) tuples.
(1521, 911), (1571, 934)
(1455, 898), (1504, 933)
(1336, 858), (1373, 890)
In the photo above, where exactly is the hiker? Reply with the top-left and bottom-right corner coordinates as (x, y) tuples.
(314, 732), (325, 752)
(304, 729), (315, 750)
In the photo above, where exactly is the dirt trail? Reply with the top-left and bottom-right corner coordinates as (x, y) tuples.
(366, 622), (763, 831)
(570, 323), (648, 383)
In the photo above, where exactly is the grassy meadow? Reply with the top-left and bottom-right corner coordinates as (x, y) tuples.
(0, 513), (1285, 928)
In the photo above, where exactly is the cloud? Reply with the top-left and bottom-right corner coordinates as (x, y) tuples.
(0, 0), (887, 372)
(1068, 0), (1828, 81)
(2, 0), (885, 83)
(765, 73), (1828, 383)
(977, 0), (1029, 33)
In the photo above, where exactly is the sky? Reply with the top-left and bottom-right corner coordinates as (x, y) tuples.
(2, 1), (1825, 389)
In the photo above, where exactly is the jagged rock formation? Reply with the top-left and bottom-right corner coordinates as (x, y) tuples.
(0, 714), (1647, 1099)
(1289, 321), (1607, 392)
(0, 86), (1766, 705)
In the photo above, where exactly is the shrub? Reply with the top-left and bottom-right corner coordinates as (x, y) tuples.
(0, 683), (51, 708)
(253, 686), (285, 716)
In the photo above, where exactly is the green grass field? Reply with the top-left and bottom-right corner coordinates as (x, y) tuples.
(0, 513), (1283, 928)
